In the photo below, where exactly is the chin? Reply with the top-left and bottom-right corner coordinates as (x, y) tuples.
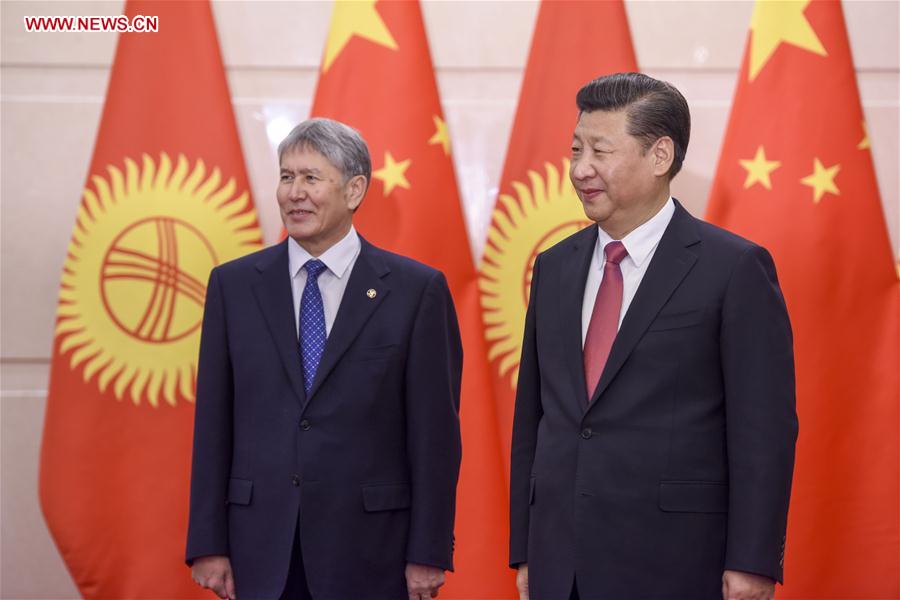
(285, 225), (314, 244)
(580, 203), (611, 224)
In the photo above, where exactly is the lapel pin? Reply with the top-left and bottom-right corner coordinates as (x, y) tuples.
(366, 289), (377, 299)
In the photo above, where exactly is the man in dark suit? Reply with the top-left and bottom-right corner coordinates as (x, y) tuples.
(509, 73), (798, 600)
(186, 118), (462, 600)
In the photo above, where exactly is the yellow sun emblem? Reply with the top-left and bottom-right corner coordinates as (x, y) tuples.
(56, 153), (262, 407)
(480, 158), (591, 389)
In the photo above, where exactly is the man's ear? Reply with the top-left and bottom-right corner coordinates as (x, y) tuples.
(345, 175), (367, 210)
(650, 136), (675, 177)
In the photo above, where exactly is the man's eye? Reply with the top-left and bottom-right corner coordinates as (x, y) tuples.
(280, 175), (292, 182)
(571, 147), (582, 154)
(306, 175), (318, 182)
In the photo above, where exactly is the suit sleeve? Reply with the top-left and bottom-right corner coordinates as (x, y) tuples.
(185, 267), (234, 564)
(509, 253), (544, 567)
(721, 245), (798, 583)
(404, 270), (463, 571)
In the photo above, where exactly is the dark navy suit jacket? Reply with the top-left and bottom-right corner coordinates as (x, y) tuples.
(186, 238), (462, 599)
(509, 201), (798, 599)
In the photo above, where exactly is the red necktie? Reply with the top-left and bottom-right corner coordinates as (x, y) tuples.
(583, 241), (628, 401)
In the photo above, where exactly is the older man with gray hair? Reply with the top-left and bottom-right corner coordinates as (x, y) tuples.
(186, 118), (463, 600)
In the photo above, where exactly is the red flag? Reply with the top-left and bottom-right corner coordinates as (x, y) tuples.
(39, 2), (262, 597)
(310, 1), (514, 596)
(479, 0), (638, 468)
(706, 1), (899, 596)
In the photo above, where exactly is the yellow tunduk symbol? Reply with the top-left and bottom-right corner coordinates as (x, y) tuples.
(56, 153), (262, 407)
(479, 158), (591, 389)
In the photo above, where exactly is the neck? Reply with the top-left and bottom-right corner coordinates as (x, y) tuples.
(293, 223), (352, 258)
(601, 191), (669, 240)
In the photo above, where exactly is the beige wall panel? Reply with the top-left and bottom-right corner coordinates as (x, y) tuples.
(626, 1), (754, 69)
(424, 1), (538, 67)
(627, 0), (898, 70)
(226, 68), (318, 100)
(231, 95), (305, 247)
(232, 99), (310, 243)
(859, 74), (900, 246)
(0, 65), (108, 96)
(212, 1), (330, 68)
(843, 0), (900, 69)
(1, 393), (80, 599)
(0, 361), (51, 393)
(437, 70), (524, 260)
(1, 99), (105, 360)
(226, 67), (318, 242)
(1, 1), (121, 65)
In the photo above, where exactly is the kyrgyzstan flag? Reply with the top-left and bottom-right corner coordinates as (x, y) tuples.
(39, 2), (262, 597)
(310, 1), (514, 596)
(706, 1), (899, 596)
(479, 0), (638, 467)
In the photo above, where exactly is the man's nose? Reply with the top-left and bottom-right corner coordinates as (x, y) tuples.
(570, 156), (595, 181)
(288, 179), (307, 201)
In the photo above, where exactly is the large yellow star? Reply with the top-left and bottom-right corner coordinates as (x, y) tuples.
(322, 0), (398, 73)
(739, 145), (781, 190)
(748, 0), (827, 81)
(428, 115), (451, 156)
(373, 152), (411, 196)
(858, 121), (871, 150)
(800, 158), (840, 203)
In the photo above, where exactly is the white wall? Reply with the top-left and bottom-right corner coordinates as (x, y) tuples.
(2, 1), (897, 597)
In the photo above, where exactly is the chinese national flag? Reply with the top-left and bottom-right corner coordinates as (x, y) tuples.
(310, 1), (514, 596)
(706, 1), (899, 596)
(479, 0), (637, 467)
(39, 2), (262, 597)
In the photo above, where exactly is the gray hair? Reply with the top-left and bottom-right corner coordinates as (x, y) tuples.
(277, 118), (372, 185)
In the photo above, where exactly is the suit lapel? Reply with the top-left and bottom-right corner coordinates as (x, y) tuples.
(252, 240), (307, 406)
(558, 225), (598, 410)
(305, 239), (391, 405)
(588, 202), (701, 407)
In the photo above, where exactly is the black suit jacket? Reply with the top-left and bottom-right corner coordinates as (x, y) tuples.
(186, 238), (462, 599)
(509, 201), (798, 599)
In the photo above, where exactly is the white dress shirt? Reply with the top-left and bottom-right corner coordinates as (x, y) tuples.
(581, 198), (675, 347)
(289, 226), (361, 337)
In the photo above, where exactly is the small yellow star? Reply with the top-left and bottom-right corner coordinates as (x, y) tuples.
(428, 115), (451, 156)
(322, 0), (398, 73)
(748, 0), (827, 81)
(739, 145), (781, 190)
(800, 158), (840, 203)
(858, 121), (871, 150)
(373, 152), (411, 196)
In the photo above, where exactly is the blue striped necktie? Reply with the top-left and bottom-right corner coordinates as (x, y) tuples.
(299, 259), (327, 393)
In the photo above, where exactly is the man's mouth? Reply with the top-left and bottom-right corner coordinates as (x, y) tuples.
(287, 208), (314, 218)
(578, 188), (604, 201)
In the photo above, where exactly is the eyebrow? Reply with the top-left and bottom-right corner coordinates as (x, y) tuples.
(280, 166), (323, 175)
(572, 133), (614, 145)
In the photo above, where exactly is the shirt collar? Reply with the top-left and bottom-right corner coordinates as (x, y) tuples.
(288, 225), (361, 279)
(595, 197), (675, 267)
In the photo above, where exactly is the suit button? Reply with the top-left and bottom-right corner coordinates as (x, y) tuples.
(581, 428), (593, 439)
(299, 419), (311, 431)
(291, 475), (300, 486)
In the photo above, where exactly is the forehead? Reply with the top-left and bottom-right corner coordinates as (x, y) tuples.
(279, 145), (339, 172)
(573, 109), (630, 140)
